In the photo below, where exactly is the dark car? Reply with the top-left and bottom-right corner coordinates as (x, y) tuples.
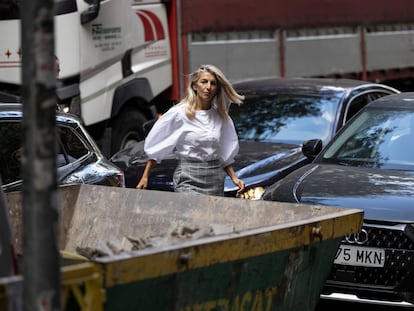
(0, 104), (125, 192)
(263, 92), (414, 306)
(0, 179), (15, 277)
(111, 77), (398, 198)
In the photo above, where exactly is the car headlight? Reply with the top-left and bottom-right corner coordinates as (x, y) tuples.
(236, 186), (265, 200)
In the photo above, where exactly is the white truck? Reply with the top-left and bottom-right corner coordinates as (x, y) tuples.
(0, 0), (177, 156)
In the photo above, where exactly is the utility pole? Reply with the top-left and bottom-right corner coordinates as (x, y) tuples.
(21, 0), (61, 310)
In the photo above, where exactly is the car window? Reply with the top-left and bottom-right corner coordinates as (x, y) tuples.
(345, 91), (393, 123)
(230, 94), (339, 143)
(0, 121), (89, 185)
(345, 94), (370, 123)
(57, 125), (89, 166)
(322, 108), (414, 169)
(0, 122), (22, 185)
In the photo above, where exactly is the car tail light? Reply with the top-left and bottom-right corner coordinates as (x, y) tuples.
(117, 172), (126, 188)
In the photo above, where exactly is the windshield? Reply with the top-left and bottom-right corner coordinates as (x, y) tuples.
(321, 108), (414, 170)
(230, 93), (339, 143)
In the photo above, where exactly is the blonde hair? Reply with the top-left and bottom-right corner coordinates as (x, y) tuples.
(179, 64), (244, 120)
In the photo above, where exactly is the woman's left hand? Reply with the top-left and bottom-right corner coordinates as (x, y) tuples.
(233, 177), (245, 195)
(224, 165), (245, 196)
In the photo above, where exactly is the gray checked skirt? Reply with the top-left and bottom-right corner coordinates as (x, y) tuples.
(173, 159), (225, 196)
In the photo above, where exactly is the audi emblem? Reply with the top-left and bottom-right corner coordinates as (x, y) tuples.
(344, 229), (369, 245)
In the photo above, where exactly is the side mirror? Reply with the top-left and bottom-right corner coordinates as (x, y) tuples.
(302, 139), (323, 159)
(81, 0), (101, 25)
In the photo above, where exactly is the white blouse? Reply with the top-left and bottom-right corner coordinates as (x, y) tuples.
(144, 104), (239, 167)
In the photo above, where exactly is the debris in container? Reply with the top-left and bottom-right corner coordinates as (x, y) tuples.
(170, 224), (234, 240)
(123, 236), (149, 250)
(75, 223), (235, 260)
(75, 240), (125, 259)
(76, 245), (109, 260)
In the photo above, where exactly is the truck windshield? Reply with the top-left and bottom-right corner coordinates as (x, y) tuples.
(0, 1), (20, 20)
(0, 0), (76, 20)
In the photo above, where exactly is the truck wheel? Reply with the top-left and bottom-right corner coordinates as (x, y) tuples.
(111, 109), (147, 155)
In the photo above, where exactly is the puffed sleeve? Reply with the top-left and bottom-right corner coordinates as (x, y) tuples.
(219, 116), (239, 167)
(144, 105), (184, 163)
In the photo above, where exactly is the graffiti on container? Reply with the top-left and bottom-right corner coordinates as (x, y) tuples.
(180, 251), (305, 311)
(181, 287), (278, 311)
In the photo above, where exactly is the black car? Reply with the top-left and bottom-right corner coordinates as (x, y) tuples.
(0, 104), (125, 192)
(111, 77), (398, 198)
(263, 92), (414, 306)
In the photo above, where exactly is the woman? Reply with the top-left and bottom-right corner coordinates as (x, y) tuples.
(136, 64), (245, 196)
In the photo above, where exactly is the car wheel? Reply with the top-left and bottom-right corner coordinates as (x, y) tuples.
(111, 109), (147, 155)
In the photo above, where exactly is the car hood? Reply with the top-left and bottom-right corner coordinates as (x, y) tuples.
(224, 141), (306, 191)
(275, 164), (414, 223)
(111, 140), (308, 192)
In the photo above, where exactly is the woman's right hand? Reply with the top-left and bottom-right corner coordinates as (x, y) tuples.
(136, 177), (148, 189)
(136, 159), (156, 189)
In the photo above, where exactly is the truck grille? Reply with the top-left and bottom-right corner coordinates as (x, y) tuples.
(328, 224), (414, 288)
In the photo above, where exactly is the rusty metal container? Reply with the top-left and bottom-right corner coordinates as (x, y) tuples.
(4, 184), (363, 310)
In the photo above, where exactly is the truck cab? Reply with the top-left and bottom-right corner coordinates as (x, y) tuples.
(0, 0), (175, 156)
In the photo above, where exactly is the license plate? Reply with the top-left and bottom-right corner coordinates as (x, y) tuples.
(334, 245), (385, 267)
